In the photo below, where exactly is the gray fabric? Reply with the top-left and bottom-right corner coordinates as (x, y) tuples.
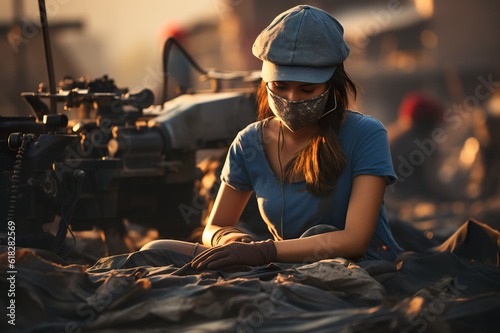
(2, 219), (500, 332)
(289, 259), (386, 305)
(0, 248), (383, 332)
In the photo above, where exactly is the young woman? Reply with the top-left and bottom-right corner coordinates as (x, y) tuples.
(142, 5), (403, 270)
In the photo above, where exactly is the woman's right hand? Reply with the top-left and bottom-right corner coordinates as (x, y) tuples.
(191, 240), (277, 270)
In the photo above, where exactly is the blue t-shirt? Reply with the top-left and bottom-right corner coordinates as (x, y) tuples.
(221, 111), (403, 260)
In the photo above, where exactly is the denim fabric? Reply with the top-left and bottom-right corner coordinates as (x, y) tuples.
(300, 224), (340, 238)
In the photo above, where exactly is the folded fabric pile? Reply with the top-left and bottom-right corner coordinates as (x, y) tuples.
(1, 219), (499, 332)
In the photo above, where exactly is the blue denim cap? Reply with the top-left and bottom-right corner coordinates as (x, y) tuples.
(252, 5), (350, 83)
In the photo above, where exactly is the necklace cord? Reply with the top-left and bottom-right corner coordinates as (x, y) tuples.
(278, 123), (285, 240)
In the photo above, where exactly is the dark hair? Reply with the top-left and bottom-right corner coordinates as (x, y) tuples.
(256, 63), (358, 196)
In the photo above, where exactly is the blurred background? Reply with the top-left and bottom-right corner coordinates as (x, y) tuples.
(2, 0), (500, 246)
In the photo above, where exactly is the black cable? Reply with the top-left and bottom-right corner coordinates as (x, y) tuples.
(161, 37), (208, 104)
(7, 135), (34, 225)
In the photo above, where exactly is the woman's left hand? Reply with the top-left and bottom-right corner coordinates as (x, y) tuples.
(191, 240), (277, 270)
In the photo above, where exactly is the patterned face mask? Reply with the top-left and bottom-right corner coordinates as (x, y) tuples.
(266, 84), (336, 132)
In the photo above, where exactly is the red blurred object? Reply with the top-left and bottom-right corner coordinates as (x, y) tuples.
(161, 22), (187, 44)
(398, 92), (445, 125)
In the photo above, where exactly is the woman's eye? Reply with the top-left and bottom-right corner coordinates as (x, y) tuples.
(273, 85), (286, 91)
(302, 89), (315, 94)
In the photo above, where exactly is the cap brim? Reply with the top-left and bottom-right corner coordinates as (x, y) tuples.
(261, 61), (336, 83)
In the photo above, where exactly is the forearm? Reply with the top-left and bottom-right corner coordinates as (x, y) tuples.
(202, 224), (255, 246)
(202, 183), (254, 246)
(273, 230), (369, 262)
(202, 224), (223, 246)
(201, 224), (243, 246)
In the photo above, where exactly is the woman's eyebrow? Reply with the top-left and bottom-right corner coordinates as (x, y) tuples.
(275, 82), (319, 87)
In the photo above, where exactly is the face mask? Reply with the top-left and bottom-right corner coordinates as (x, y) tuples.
(266, 84), (337, 132)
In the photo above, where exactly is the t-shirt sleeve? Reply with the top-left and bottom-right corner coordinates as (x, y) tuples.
(220, 130), (254, 191)
(351, 117), (397, 185)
